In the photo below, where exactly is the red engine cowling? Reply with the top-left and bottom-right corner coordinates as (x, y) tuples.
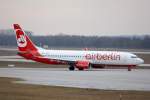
(75, 61), (89, 70)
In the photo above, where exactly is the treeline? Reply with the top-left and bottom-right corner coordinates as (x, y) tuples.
(0, 29), (150, 49)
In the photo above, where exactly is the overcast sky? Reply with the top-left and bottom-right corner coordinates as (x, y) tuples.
(0, 0), (150, 36)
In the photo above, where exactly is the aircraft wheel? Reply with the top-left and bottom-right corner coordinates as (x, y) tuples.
(69, 66), (75, 71)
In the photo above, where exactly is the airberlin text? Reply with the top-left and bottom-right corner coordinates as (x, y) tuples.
(85, 53), (120, 61)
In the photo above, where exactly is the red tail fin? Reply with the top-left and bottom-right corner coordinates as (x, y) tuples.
(13, 24), (37, 52)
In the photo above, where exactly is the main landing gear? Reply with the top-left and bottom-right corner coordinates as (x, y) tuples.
(69, 66), (84, 71)
(69, 65), (75, 71)
(69, 64), (91, 71)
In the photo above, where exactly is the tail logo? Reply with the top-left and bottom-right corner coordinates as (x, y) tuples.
(17, 35), (27, 47)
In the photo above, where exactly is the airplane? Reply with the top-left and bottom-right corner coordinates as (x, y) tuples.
(13, 24), (144, 71)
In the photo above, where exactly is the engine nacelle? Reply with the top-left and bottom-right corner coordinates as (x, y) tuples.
(75, 61), (89, 70)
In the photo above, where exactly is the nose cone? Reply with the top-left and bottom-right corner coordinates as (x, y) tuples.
(138, 58), (144, 64)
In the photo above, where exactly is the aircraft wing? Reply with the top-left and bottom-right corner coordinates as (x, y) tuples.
(36, 56), (76, 64)
(37, 56), (89, 67)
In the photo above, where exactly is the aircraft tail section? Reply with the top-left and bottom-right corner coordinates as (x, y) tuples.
(13, 24), (37, 52)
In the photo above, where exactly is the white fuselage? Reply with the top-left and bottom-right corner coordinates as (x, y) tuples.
(38, 49), (144, 66)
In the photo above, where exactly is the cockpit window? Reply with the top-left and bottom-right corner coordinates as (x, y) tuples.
(131, 56), (137, 58)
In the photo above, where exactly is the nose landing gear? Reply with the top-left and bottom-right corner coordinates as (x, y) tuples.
(128, 65), (136, 71)
(128, 66), (132, 71)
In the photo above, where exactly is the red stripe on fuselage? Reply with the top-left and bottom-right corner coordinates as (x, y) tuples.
(18, 52), (67, 65)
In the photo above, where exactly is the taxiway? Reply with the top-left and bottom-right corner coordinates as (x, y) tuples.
(0, 68), (150, 91)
